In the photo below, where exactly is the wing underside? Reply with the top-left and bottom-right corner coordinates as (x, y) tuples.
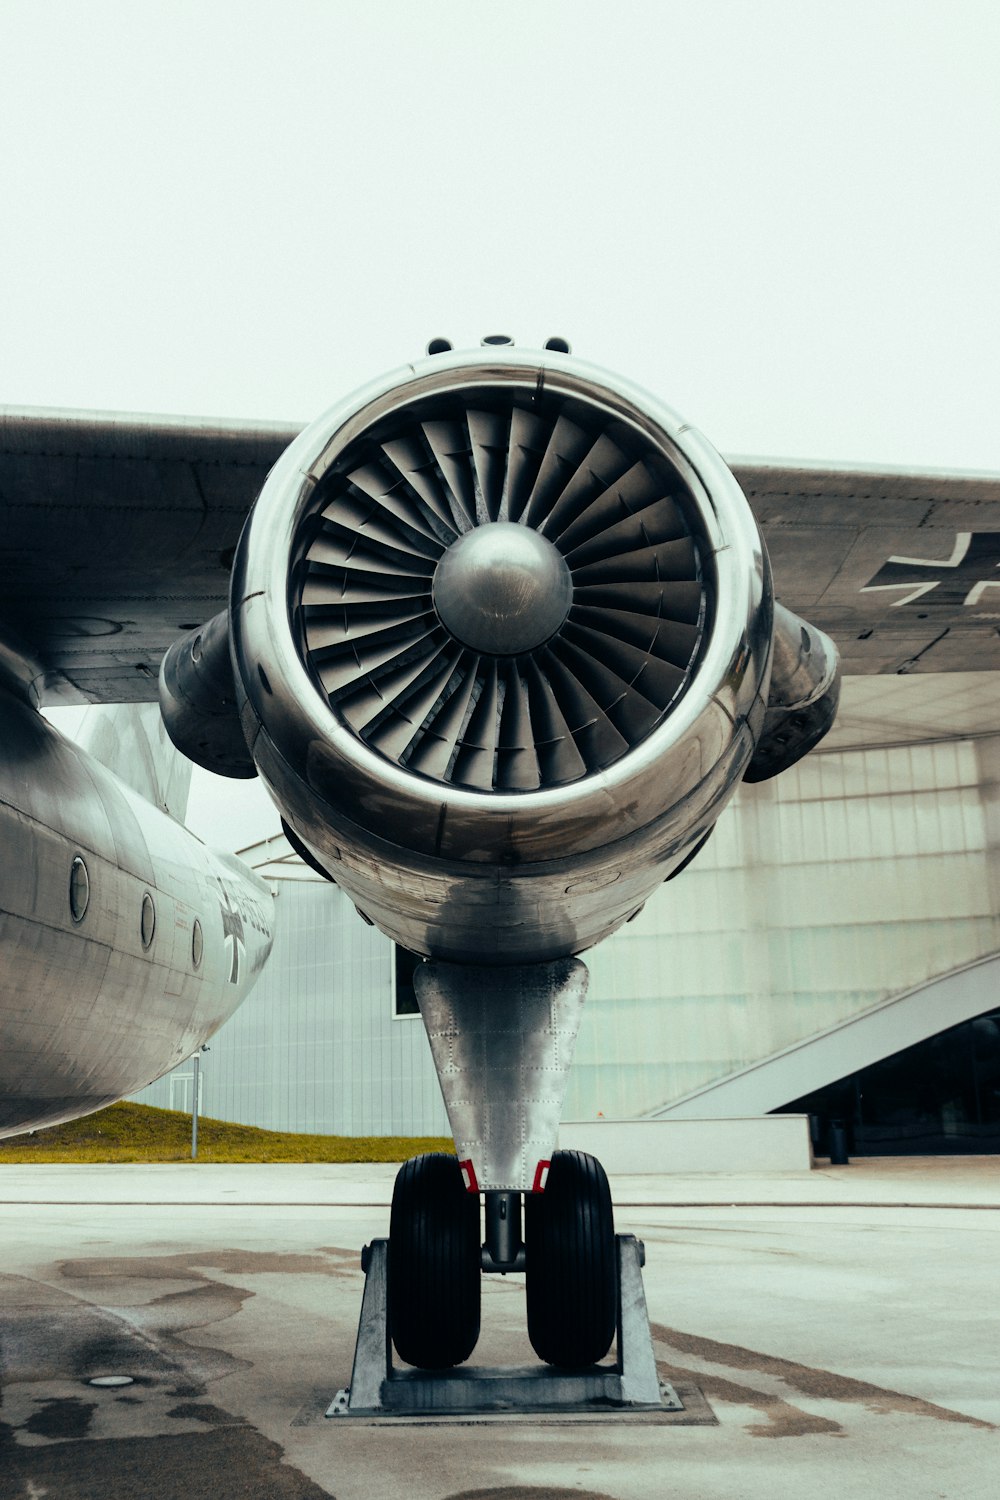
(1, 405), (997, 702)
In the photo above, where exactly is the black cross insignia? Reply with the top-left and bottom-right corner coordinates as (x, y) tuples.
(861, 532), (1000, 609)
(219, 884), (245, 985)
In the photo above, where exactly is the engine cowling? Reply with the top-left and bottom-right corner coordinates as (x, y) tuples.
(230, 346), (774, 963)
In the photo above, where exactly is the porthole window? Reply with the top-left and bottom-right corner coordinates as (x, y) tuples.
(192, 918), (203, 970)
(69, 856), (90, 924)
(140, 892), (156, 950)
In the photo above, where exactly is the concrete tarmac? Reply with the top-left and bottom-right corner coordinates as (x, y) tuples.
(1, 1158), (998, 1500)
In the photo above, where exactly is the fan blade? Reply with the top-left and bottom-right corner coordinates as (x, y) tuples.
(300, 566), (430, 607)
(577, 579), (704, 628)
(571, 604), (700, 668)
(314, 622), (439, 695)
(422, 419), (478, 530)
(570, 537), (698, 586)
(380, 433), (462, 540)
(304, 602), (434, 653)
(338, 474), (445, 555)
(562, 496), (688, 569)
(553, 635), (663, 743)
(537, 434), (629, 540)
(505, 408), (551, 521)
(496, 665), (541, 790)
(452, 661), (499, 789)
(407, 658), (481, 780)
(306, 528), (437, 578)
(467, 409), (510, 523)
(520, 414), (593, 529)
(365, 649), (463, 759)
(561, 622), (687, 706)
(338, 644), (451, 735)
(521, 658), (588, 784)
(539, 645), (630, 769)
(548, 462), (664, 551)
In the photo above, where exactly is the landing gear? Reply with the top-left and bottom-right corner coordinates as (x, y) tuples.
(336, 1149), (660, 1416)
(388, 1153), (481, 1369)
(388, 1149), (618, 1370)
(525, 1150), (617, 1367)
(345, 957), (652, 1410)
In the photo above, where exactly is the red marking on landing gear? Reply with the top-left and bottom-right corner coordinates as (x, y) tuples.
(531, 1159), (550, 1192)
(459, 1158), (479, 1192)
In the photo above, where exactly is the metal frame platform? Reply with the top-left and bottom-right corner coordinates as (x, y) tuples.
(329, 1233), (679, 1419)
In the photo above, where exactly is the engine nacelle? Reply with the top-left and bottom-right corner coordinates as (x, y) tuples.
(230, 347), (775, 963)
(159, 611), (257, 779)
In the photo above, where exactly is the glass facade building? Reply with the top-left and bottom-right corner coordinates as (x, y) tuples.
(776, 1007), (1000, 1156)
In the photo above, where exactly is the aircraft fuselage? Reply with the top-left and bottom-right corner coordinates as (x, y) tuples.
(0, 691), (273, 1137)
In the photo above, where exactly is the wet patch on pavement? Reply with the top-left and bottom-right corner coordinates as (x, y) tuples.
(442, 1489), (621, 1500)
(650, 1321), (996, 1436)
(0, 1419), (337, 1499)
(22, 1396), (97, 1441)
(0, 1256), (355, 1498)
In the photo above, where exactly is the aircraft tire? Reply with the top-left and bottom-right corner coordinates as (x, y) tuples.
(524, 1150), (617, 1367)
(388, 1152), (481, 1369)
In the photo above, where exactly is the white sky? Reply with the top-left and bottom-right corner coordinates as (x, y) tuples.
(9, 0), (1000, 847)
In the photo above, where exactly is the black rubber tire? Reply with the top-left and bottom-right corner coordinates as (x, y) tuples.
(524, 1150), (617, 1367)
(388, 1152), (481, 1369)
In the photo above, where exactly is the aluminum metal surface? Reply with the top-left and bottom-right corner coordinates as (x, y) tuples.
(0, 691), (273, 1136)
(230, 346), (772, 962)
(159, 609), (256, 778)
(414, 957), (589, 1191)
(0, 406), (299, 704)
(2, 399), (999, 706)
(746, 601), (841, 781)
(431, 523), (573, 655)
(0, 622), (44, 708)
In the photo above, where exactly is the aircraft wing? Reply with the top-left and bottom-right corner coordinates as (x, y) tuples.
(0, 407), (298, 702)
(1, 406), (998, 702)
(731, 459), (1000, 674)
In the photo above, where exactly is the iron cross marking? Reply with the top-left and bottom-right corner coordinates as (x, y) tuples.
(861, 532), (1000, 609)
(219, 884), (245, 984)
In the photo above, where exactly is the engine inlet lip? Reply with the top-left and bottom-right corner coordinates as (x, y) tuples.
(233, 345), (765, 829)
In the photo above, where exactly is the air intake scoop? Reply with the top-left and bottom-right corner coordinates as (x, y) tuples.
(432, 523), (572, 656)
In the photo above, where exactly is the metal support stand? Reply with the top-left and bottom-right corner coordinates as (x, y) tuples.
(329, 1234), (679, 1419)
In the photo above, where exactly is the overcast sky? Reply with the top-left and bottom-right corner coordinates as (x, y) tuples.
(7, 0), (999, 847)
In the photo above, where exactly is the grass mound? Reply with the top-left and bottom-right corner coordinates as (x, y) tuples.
(0, 1101), (453, 1164)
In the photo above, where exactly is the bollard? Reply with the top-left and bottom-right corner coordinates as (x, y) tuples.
(828, 1117), (849, 1165)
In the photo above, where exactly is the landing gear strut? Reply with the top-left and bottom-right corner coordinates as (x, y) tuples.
(334, 955), (664, 1413)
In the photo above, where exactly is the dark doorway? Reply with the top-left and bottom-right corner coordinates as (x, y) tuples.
(774, 1008), (1000, 1156)
(393, 945), (421, 1017)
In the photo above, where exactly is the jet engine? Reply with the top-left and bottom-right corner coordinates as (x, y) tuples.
(225, 344), (796, 965)
(162, 342), (843, 1372)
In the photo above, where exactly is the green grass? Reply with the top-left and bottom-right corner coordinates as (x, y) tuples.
(0, 1101), (453, 1164)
